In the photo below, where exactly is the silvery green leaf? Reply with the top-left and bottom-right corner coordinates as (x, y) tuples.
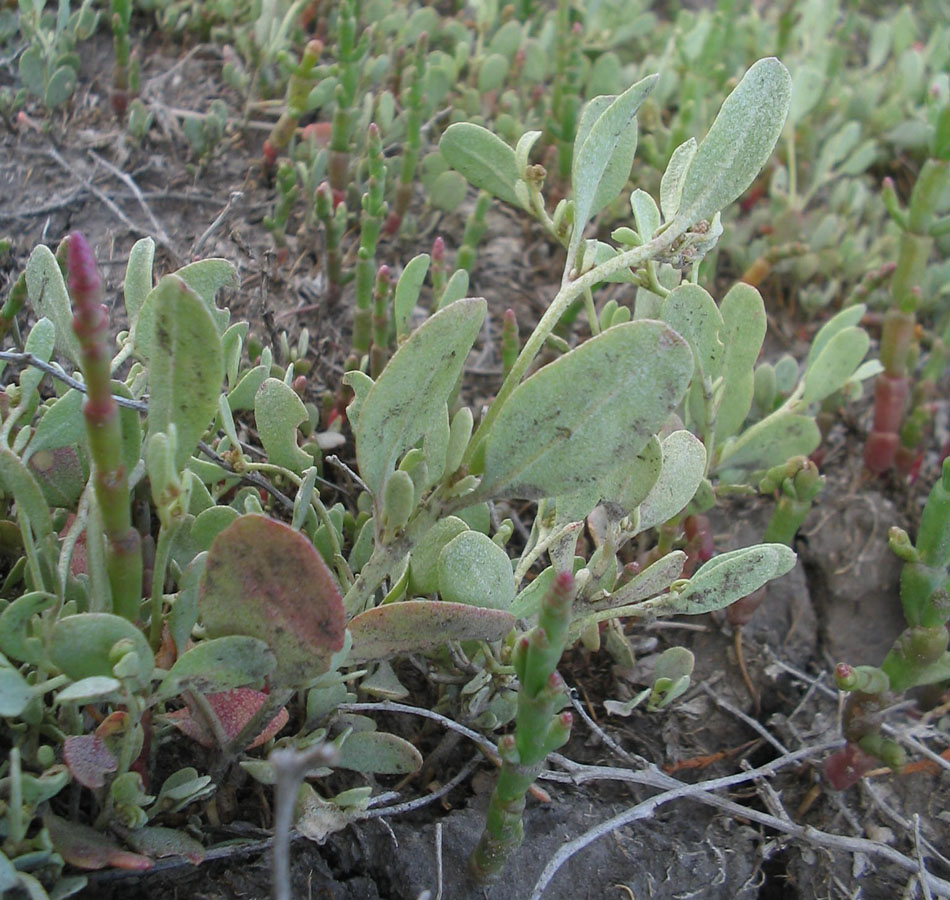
(440, 123), (523, 208)
(587, 241), (639, 283)
(408, 517), (469, 595)
(145, 276), (223, 471)
(124, 238), (155, 329)
(55, 676), (121, 704)
(477, 321), (693, 501)
(717, 413), (820, 474)
(342, 370), (373, 431)
(515, 130), (543, 176)
(393, 254), (430, 341)
(661, 283), (725, 380)
(0, 448), (53, 543)
(438, 531), (515, 610)
(675, 58), (791, 227)
(787, 64), (825, 125)
(558, 434), (663, 525)
(806, 303), (866, 367)
(439, 269), (469, 309)
(134, 259), (235, 359)
(337, 731), (422, 775)
(24, 244), (81, 364)
(571, 75), (657, 255)
(644, 543), (796, 616)
(802, 326), (870, 404)
(0, 665), (33, 715)
(630, 189), (661, 241)
(255, 378), (312, 474)
(714, 283), (767, 444)
(659, 138), (697, 222)
(356, 298), (486, 498)
(589, 550), (686, 611)
(44, 64), (76, 108)
(634, 431), (706, 534)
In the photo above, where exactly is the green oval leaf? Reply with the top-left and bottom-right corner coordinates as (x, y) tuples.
(254, 378), (311, 474)
(49, 613), (154, 691)
(676, 58), (792, 227)
(571, 74), (657, 246)
(714, 282), (767, 444)
(802, 326), (870, 404)
(24, 244), (81, 364)
(156, 635), (276, 701)
(337, 731), (422, 775)
(437, 531), (515, 610)
(478, 321), (693, 500)
(145, 276), (224, 471)
(634, 431), (707, 534)
(124, 237), (155, 328)
(645, 544), (796, 616)
(393, 253), (430, 341)
(356, 298), (486, 498)
(439, 123), (522, 208)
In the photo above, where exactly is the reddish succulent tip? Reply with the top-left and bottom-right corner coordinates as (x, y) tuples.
(368, 122), (379, 138)
(432, 236), (446, 260)
(377, 264), (391, 279)
(835, 663), (853, 680)
(554, 571), (575, 591)
(67, 232), (102, 302)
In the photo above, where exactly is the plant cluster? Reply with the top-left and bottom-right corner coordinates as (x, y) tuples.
(0, 0), (948, 896)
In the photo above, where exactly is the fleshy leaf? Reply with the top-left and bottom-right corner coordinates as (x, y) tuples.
(0, 447), (54, 542)
(408, 516), (469, 595)
(24, 244), (81, 364)
(439, 123), (522, 208)
(199, 515), (345, 686)
(675, 58), (792, 227)
(254, 378), (312, 474)
(124, 237), (155, 328)
(0, 591), (55, 665)
(634, 431), (707, 534)
(46, 813), (153, 871)
(644, 544), (796, 616)
(49, 614), (154, 692)
(437, 531), (515, 610)
(393, 253), (430, 340)
(718, 413), (820, 474)
(164, 688), (289, 749)
(477, 321), (693, 500)
(661, 284), (725, 380)
(155, 636), (276, 701)
(802, 327), (870, 404)
(348, 600), (515, 663)
(122, 826), (206, 864)
(660, 138), (698, 222)
(571, 75), (657, 254)
(0, 665), (33, 716)
(714, 283), (767, 444)
(56, 676), (122, 704)
(629, 189), (661, 242)
(134, 260), (235, 358)
(356, 298), (486, 499)
(145, 276), (224, 471)
(589, 551), (687, 612)
(337, 731), (423, 775)
(63, 734), (119, 788)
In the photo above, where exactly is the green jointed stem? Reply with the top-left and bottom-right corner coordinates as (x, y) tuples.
(68, 232), (142, 621)
(370, 265), (392, 379)
(470, 572), (575, 883)
(348, 124), (387, 372)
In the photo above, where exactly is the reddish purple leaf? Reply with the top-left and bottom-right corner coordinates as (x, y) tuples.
(63, 734), (118, 789)
(199, 515), (345, 686)
(164, 688), (289, 749)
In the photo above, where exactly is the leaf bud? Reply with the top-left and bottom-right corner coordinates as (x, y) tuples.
(381, 469), (415, 535)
